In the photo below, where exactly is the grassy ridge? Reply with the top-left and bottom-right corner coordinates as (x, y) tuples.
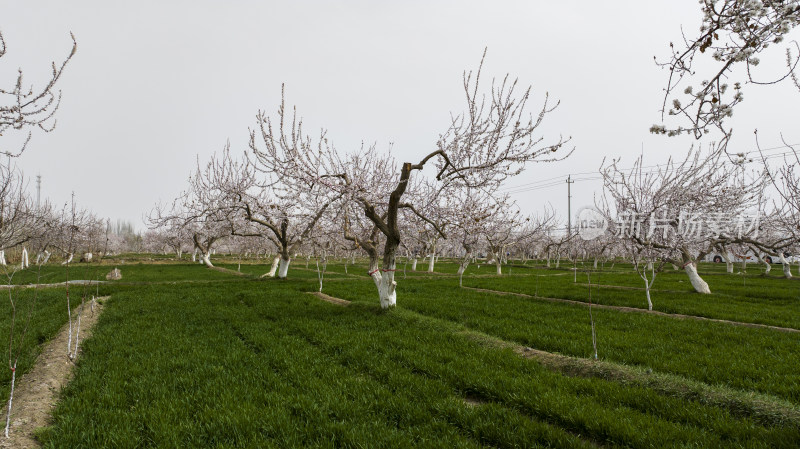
(463, 266), (800, 329)
(334, 258), (800, 329)
(319, 276), (800, 404)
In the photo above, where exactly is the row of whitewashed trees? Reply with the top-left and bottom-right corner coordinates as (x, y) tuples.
(148, 54), (573, 308)
(148, 87), (800, 305)
(0, 30), (114, 271)
(151, 0), (800, 303)
(0, 161), (114, 270)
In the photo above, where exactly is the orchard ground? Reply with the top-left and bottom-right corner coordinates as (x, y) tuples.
(2, 255), (799, 448)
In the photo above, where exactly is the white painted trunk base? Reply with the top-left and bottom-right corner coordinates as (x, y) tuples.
(379, 272), (397, 309)
(266, 256), (280, 277)
(780, 254), (792, 279)
(457, 263), (469, 287)
(684, 263), (710, 294)
(277, 258), (290, 279)
(369, 267), (382, 289)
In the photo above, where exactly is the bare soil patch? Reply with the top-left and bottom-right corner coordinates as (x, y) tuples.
(0, 297), (107, 448)
(308, 291), (351, 306)
(208, 266), (249, 277)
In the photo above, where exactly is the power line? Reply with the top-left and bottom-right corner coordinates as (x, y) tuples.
(501, 147), (798, 195)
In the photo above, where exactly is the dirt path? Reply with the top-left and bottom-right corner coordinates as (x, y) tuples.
(461, 286), (800, 334)
(0, 280), (105, 290)
(0, 297), (107, 449)
(208, 266), (249, 277)
(308, 291), (351, 306)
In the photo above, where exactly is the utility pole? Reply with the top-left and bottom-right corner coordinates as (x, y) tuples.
(566, 175), (574, 237)
(36, 174), (41, 209)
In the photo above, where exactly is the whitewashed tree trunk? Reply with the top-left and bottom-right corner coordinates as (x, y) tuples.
(593, 258), (598, 269)
(755, 252), (772, 274)
(411, 258), (417, 271)
(200, 252), (213, 268)
(277, 257), (290, 279)
(265, 255), (280, 277)
(192, 248), (197, 262)
(0, 250), (6, 266)
(684, 263), (711, 294)
(427, 246), (436, 273)
(780, 253), (793, 279)
(368, 263), (382, 289)
(62, 253), (74, 265)
(4, 361), (16, 438)
(378, 270), (397, 309)
(177, 248), (183, 259)
(644, 279), (653, 310)
(494, 252), (502, 275)
(42, 250), (51, 264)
(646, 261), (653, 271)
(20, 247), (28, 269)
(721, 251), (734, 274)
(457, 263), (468, 287)
(639, 265), (657, 311)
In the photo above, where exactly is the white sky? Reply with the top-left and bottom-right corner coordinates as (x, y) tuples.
(1, 1), (798, 230)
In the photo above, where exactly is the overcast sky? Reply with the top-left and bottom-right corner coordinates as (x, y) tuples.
(1, 1), (798, 230)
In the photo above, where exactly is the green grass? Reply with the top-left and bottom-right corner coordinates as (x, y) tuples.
(317, 276), (800, 404)
(461, 264), (800, 329)
(39, 281), (800, 448)
(0, 286), (107, 406)
(0, 257), (793, 447)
